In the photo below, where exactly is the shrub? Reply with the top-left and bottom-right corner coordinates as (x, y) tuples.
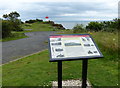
(25, 19), (43, 23)
(2, 20), (12, 38)
(86, 22), (103, 31)
(102, 19), (120, 32)
(86, 19), (120, 32)
(11, 19), (23, 31)
(73, 24), (86, 33)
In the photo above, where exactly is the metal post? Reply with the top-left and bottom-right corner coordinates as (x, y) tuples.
(82, 59), (88, 88)
(58, 61), (62, 88)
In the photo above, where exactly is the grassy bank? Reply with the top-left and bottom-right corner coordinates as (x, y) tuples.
(2, 31), (118, 87)
(22, 22), (56, 32)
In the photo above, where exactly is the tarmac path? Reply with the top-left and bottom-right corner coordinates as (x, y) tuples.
(2, 31), (57, 64)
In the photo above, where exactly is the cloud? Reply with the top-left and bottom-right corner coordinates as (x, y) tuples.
(0, 0), (119, 21)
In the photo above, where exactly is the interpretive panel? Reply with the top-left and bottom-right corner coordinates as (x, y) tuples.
(49, 34), (103, 62)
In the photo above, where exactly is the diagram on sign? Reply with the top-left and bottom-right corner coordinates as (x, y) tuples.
(49, 35), (101, 59)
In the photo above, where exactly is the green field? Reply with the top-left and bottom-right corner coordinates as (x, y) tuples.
(22, 22), (56, 32)
(2, 31), (118, 87)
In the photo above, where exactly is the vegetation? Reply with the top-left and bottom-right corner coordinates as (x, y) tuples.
(73, 18), (119, 33)
(2, 11), (23, 38)
(25, 19), (43, 23)
(73, 24), (86, 33)
(1, 11), (65, 41)
(1, 32), (28, 42)
(3, 11), (23, 31)
(2, 20), (12, 38)
(2, 31), (118, 87)
(22, 22), (56, 32)
(1, 11), (118, 87)
(43, 21), (65, 30)
(1, 22), (56, 42)
(86, 22), (103, 31)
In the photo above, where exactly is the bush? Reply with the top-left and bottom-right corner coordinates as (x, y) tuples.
(25, 19), (43, 23)
(73, 24), (86, 33)
(11, 19), (23, 31)
(86, 22), (103, 31)
(85, 19), (119, 32)
(101, 19), (119, 32)
(2, 20), (12, 38)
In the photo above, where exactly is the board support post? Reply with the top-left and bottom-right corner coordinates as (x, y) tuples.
(82, 59), (88, 88)
(58, 61), (62, 88)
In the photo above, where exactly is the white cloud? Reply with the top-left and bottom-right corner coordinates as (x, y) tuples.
(0, 0), (119, 21)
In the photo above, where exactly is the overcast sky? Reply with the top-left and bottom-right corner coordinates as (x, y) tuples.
(0, 0), (119, 21)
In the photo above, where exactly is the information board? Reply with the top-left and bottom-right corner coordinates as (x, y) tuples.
(49, 34), (103, 62)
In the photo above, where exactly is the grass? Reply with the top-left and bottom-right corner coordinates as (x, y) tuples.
(1, 32), (28, 42)
(22, 22), (56, 32)
(2, 31), (118, 87)
(2, 50), (118, 87)
(56, 30), (119, 61)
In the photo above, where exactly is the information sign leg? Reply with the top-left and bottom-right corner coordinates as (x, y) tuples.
(58, 61), (62, 88)
(82, 59), (88, 88)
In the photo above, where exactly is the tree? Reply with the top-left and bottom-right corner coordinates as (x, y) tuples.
(2, 11), (23, 31)
(3, 11), (20, 22)
(3, 14), (8, 19)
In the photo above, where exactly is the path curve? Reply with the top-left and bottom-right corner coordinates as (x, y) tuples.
(2, 31), (57, 64)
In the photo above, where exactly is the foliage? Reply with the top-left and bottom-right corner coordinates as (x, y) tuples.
(3, 11), (20, 21)
(25, 19), (43, 23)
(43, 21), (65, 30)
(2, 20), (12, 38)
(86, 18), (119, 32)
(86, 22), (103, 31)
(73, 24), (86, 33)
(10, 19), (23, 31)
(52, 23), (65, 30)
(72, 18), (119, 33)
(101, 18), (120, 32)
(0, 19), (2, 39)
(2, 11), (23, 32)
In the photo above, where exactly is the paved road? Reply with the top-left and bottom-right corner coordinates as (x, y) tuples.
(2, 31), (56, 64)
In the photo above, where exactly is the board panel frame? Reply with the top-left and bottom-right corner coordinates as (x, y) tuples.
(48, 34), (103, 62)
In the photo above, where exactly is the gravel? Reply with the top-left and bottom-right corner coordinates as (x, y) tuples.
(52, 79), (92, 88)
(2, 31), (57, 64)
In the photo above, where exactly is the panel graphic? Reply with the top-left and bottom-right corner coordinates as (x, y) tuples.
(49, 34), (103, 61)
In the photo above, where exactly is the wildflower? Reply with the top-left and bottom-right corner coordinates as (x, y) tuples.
(113, 38), (115, 41)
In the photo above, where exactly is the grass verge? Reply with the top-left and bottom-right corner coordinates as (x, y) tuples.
(2, 32), (28, 42)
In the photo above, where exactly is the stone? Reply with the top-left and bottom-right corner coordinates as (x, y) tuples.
(52, 79), (92, 88)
